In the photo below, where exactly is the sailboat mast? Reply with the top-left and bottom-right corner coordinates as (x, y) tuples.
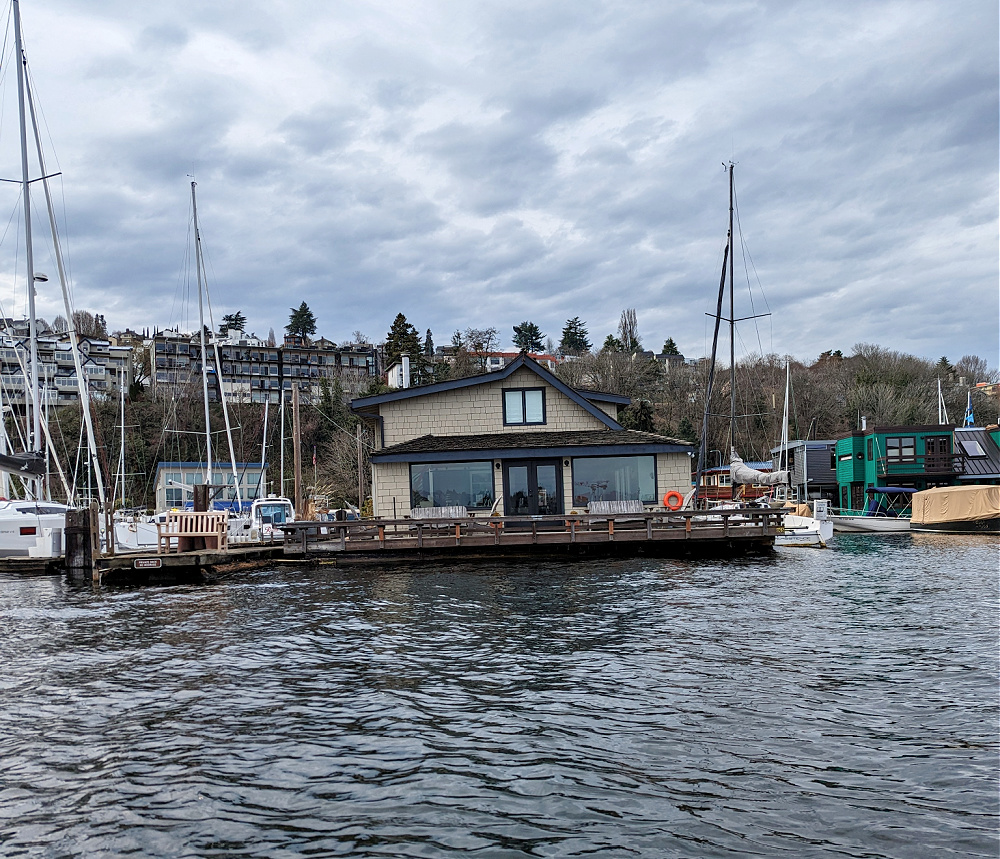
(190, 181), (213, 484)
(728, 162), (736, 455)
(22, 63), (106, 506)
(13, 1), (40, 473)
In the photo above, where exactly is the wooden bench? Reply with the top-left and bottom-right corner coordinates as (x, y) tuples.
(157, 511), (229, 554)
(588, 500), (646, 515)
(410, 505), (468, 520)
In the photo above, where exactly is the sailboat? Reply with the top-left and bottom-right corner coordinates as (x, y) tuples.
(693, 163), (829, 548)
(0, 0), (109, 557)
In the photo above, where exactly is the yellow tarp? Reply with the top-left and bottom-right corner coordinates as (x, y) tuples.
(911, 485), (1000, 525)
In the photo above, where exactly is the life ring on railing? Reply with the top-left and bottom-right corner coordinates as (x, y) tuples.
(663, 491), (684, 510)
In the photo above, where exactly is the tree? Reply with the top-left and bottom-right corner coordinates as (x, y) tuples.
(463, 327), (500, 372)
(617, 308), (641, 353)
(662, 337), (680, 356)
(52, 315), (68, 334)
(619, 400), (655, 432)
(72, 310), (107, 339)
(385, 313), (429, 384)
(221, 311), (247, 335)
(267, 328), (276, 347)
(559, 317), (591, 356)
(423, 329), (434, 357)
(286, 302), (317, 341)
(512, 321), (544, 352)
(602, 334), (623, 352)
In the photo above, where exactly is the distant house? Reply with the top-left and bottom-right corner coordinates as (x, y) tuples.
(153, 461), (267, 512)
(769, 440), (838, 502)
(351, 354), (693, 518)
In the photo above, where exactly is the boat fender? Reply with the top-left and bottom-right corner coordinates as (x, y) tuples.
(663, 491), (683, 510)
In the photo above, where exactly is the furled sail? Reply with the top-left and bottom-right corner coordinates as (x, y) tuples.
(730, 449), (788, 486)
(0, 451), (45, 477)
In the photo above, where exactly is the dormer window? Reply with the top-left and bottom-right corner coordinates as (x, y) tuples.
(504, 388), (545, 425)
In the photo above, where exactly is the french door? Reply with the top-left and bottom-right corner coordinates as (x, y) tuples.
(503, 459), (563, 516)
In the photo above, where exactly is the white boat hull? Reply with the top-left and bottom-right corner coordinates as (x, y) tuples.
(0, 502), (71, 558)
(829, 515), (910, 533)
(776, 513), (833, 548)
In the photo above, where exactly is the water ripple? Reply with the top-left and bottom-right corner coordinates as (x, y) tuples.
(0, 535), (997, 857)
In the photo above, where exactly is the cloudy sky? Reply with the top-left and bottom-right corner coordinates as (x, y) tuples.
(0, 0), (995, 365)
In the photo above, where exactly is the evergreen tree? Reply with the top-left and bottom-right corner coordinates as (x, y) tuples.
(385, 313), (428, 383)
(424, 329), (435, 357)
(602, 334), (623, 353)
(662, 337), (680, 356)
(619, 400), (655, 432)
(221, 311), (248, 335)
(512, 321), (544, 352)
(286, 302), (317, 341)
(559, 317), (591, 356)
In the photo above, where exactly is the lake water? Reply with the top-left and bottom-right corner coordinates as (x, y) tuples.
(1, 534), (997, 857)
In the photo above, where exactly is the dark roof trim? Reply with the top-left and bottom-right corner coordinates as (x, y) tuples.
(579, 390), (631, 405)
(373, 442), (692, 463)
(351, 354), (623, 430)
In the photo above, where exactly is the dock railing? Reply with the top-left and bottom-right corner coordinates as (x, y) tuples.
(281, 508), (783, 555)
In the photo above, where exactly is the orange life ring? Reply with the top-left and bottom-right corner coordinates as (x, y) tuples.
(663, 491), (683, 510)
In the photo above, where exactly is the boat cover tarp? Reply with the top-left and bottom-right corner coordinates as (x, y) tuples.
(911, 485), (1000, 525)
(730, 450), (788, 486)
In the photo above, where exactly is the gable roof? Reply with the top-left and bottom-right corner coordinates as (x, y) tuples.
(352, 353), (625, 429)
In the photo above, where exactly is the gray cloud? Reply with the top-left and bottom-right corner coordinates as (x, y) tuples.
(3, 0), (995, 366)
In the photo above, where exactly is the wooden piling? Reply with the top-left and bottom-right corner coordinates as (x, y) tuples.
(65, 507), (94, 583)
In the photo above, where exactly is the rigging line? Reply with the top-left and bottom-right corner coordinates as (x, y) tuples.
(731, 183), (770, 359)
(311, 404), (375, 448)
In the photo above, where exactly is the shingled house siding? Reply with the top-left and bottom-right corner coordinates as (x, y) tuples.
(379, 367), (608, 448)
(374, 462), (410, 518)
(656, 452), (692, 499)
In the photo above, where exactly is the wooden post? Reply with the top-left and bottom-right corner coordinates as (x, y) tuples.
(65, 507), (94, 583)
(193, 484), (210, 512)
(356, 423), (363, 512)
(292, 384), (302, 516)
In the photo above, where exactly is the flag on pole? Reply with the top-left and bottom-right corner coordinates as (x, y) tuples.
(312, 446), (317, 466)
(964, 391), (974, 427)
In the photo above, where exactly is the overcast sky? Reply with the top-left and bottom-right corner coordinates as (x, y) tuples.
(0, 0), (995, 366)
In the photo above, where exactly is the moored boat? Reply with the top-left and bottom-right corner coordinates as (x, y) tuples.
(910, 485), (1000, 533)
(829, 487), (914, 533)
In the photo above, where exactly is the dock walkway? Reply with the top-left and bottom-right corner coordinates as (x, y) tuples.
(281, 509), (782, 563)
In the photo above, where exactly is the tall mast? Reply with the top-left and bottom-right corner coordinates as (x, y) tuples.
(13, 1), (40, 475)
(23, 56), (106, 505)
(190, 181), (213, 484)
(728, 162), (736, 454)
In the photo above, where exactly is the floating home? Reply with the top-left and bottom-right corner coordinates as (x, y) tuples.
(351, 354), (694, 520)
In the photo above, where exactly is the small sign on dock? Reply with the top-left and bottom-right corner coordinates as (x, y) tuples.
(133, 558), (162, 570)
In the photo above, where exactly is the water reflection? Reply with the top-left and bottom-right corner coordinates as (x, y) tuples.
(0, 539), (997, 857)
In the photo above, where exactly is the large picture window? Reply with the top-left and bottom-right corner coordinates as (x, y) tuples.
(571, 455), (656, 507)
(410, 461), (495, 510)
(503, 388), (545, 425)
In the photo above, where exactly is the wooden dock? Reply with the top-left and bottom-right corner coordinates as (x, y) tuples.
(2, 508), (782, 585)
(280, 509), (783, 564)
